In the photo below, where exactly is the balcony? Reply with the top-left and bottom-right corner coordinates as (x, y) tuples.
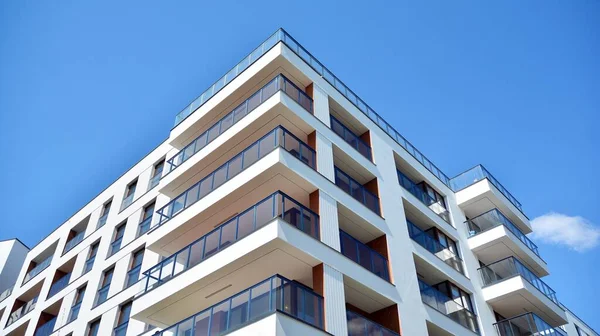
(339, 230), (389, 281)
(0, 286), (12, 304)
(407, 221), (464, 276)
(138, 216), (153, 237)
(418, 280), (479, 334)
(330, 115), (372, 161)
(48, 273), (71, 298)
(95, 284), (110, 306)
(109, 237), (123, 256)
(97, 213), (108, 229)
(63, 231), (85, 254)
(479, 257), (566, 326)
(152, 275), (324, 335)
(148, 173), (161, 190)
(120, 193), (135, 211)
(334, 167), (380, 215)
(155, 126), (315, 228)
(23, 256), (52, 284)
(347, 310), (399, 336)
(6, 296), (37, 327)
(397, 170), (450, 224)
(114, 321), (128, 336)
(168, 75), (312, 175)
(33, 317), (57, 336)
(126, 264), (142, 288)
(83, 256), (95, 274)
(67, 302), (81, 323)
(143, 191), (318, 293)
(494, 312), (566, 336)
(467, 209), (547, 276)
(451, 165), (530, 233)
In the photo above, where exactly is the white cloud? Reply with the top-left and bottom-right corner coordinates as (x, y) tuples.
(531, 212), (600, 252)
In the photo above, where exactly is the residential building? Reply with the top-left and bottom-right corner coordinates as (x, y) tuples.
(0, 28), (596, 336)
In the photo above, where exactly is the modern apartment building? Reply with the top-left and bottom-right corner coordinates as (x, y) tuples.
(0, 28), (597, 336)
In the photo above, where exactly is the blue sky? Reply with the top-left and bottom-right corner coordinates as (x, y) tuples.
(1, 0), (598, 330)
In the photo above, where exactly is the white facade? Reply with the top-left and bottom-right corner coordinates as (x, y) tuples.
(0, 28), (596, 336)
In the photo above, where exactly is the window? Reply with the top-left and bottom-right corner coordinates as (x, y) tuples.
(121, 180), (137, 210)
(97, 200), (112, 228)
(126, 249), (144, 287)
(149, 159), (164, 189)
(137, 201), (155, 236)
(110, 223), (126, 256)
(435, 281), (473, 312)
(114, 301), (132, 335)
(87, 319), (101, 336)
(95, 267), (113, 306)
(84, 242), (100, 274)
(419, 182), (446, 209)
(68, 285), (86, 322)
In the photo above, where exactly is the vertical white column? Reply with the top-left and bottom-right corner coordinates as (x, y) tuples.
(322, 264), (348, 336)
(369, 132), (430, 336)
(311, 82), (347, 335)
(312, 84), (331, 127)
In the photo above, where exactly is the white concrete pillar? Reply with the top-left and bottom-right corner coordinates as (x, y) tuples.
(318, 191), (341, 251)
(312, 84), (330, 127)
(369, 131), (430, 336)
(319, 264), (348, 336)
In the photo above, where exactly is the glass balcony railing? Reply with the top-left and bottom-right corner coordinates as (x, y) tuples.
(137, 216), (153, 237)
(419, 280), (479, 333)
(64, 231), (85, 254)
(407, 221), (465, 275)
(450, 165), (523, 213)
(334, 167), (380, 215)
(83, 256), (95, 274)
(467, 209), (541, 258)
(68, 302), (82, 323)
(113, 321), (128, 336)
(23, 256), (53, 284)
(347, 310), (399, 336)
(143, 191), (319, 293)
(95, 284), (110, 306)
(172, 29), (451, 188)
(168, 74), (313, 173)
(120, 194), (135, 211)
(155, 126), (316, 227)
(148, 174), (161, 190)
(33, 316), (56, 336)
(339, 230), (389, 281)
(479, 256), (559, 305)
(330, 115), (372, 161)
(494, 312), (566, 336)
(97, 213), (108, 230)
(155, 275), (324, 335)
(126, 265), (142, 288)
(0, 286), (13, 304)
(109, 237), (123, 257)
(397, 170), (450, 224)
(48, 273), (71, 298)
(6, 296), (38, 327)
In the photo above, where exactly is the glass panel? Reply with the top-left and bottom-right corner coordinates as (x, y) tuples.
(228, 291), (249, 330)
(255, 197), (274, 229)
(209, 301), (229, 336)
(193, 311), (210, 336)
(237, 210), (254, 240)
(189, 239), (204, 268)
(219, 220), (236, 250)
(203, 230), (220, 259)
(242, 143), (259, 168)
(249, 280), (271, 320)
